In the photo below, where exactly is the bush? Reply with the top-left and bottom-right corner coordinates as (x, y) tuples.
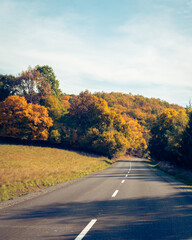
(49, 129), (61, 143)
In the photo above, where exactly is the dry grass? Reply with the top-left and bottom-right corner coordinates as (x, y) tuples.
(147, 159), (192, 187)
(0, 144), (111, 201)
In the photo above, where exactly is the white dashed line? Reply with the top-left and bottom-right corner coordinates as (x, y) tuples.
(112, 190), (119, 198)
(75, 219), (97, 240)
(128, 162), (132, 174)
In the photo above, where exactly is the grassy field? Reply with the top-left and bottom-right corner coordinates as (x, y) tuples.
(0, 144), (111, 202)
(147, 159), (192, 187)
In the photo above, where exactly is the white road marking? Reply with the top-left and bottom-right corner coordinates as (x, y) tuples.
(121, 180), (125, 183)
(112, 190), (119, 198)
(128, 162), (132, 174)
(75, 219), (97, 240)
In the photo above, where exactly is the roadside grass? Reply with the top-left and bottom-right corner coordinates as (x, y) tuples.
(147, 159), (192, 187)
(0, 144), (111, 202)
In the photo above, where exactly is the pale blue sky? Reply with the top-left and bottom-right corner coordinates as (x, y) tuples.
(1, 0), (192, 106)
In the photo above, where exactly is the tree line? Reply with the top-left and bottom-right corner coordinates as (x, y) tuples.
(0, 65), (192, 167)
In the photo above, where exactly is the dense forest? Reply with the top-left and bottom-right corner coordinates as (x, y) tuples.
(0, 66), (192, 169)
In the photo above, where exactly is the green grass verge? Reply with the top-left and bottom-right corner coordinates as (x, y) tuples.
(147, 159), (192, 187)
(0, 144), (112, 202)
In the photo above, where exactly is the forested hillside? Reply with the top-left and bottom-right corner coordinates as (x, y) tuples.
(95, 92), (183, 129)
(0, 65), (192, 169)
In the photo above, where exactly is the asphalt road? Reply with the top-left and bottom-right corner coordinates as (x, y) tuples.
(0, 158), (192, 240)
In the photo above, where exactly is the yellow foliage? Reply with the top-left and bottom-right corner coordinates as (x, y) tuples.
(0, 96), (53, 140)
(44, 94), (63, 119)
(61, 95), (71, 110)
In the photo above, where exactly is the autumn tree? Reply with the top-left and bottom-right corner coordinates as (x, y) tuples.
(149, 109), (188, 164)
(44, 95), (63, 120)
(61, 91), (118, 156)
(91, 130), (129, 158)
(0, 96), (53, 140)
(61, 95), (71, 112)
(94, 92), (184, 143)
(49, 129), (61, 143)
(60, 91), (147, 158)
(16, 66), (52, 104)
(69, 90), (111, 131)
(124, 119), (148, 157)
(61, 91), (112, 150)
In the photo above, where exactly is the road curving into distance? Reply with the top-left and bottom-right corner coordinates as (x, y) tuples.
(0, 158), (192, 240)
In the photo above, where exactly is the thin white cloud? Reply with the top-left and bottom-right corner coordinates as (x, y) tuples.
(0, 0), (192, 106)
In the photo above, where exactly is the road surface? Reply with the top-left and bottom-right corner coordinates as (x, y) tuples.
(0, 158), (192, 240)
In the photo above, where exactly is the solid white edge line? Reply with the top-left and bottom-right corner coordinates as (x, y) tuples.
(75, 219), (97, 240)
(121, 180), (125, 183)
(112, 190), (119, 198)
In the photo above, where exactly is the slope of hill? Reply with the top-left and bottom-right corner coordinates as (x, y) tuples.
(0, 144), (111, 201)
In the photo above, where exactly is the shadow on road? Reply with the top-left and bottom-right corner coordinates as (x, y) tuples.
(1, 158), (192, 239)
(1, 192), (192, 240)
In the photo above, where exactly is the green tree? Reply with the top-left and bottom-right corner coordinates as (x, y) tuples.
(0, 74), (17, 101)
(36, 65), (62, 98)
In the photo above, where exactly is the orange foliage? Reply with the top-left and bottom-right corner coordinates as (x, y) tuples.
(63, 91), (148, 157)
(95, 92), (184, 130)
(61, 95), (71, 110)
(69, 91), (111, 129)
(0, 96), (53, 140)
